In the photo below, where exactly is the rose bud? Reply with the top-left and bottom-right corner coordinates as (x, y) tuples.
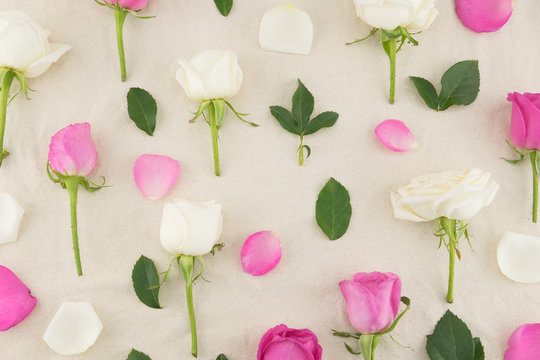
(257, 324), (323, 360)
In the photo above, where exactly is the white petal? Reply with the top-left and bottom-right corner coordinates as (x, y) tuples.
(259, 4), (313, 55)
(159, 202), (188, 255)
(24, 43), (70, 78)
(176, 60), (206, 101)
(42, 302), (103, 355)
(0, 194), (24, 245)
(177, 200), (222, 256)
(497, 232), (540, 283)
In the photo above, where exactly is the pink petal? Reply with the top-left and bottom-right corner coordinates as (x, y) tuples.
(455, 0), (514, 33)
(375, 119), (418, 152)
(508, 93), (527, 148)
(505, 323), (540, 360)
(0, 265), (37, 331)
(103, 0), (148, 10)
(48, 123), (97, 177)
(241, 231), (281, 276)
(133, 154), (180, 200)
(513, 93), (540, 149)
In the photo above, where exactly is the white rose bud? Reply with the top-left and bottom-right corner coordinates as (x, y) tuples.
(391, 168), (499, 222)
(0, 10), (70, 78)
(176, 50), (243, 102)
(160, 200), (223, 256)
(352, 0), (438, 31)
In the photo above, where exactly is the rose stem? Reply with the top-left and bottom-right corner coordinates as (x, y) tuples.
(531, 151), (538, 223)
(298, 135), (304, 166)
(441, 217), (457, 304)
(65, 177), (83, 276)
(208, 102), (221, 176)
(0, 70), (15, 166)
(179, 256), (198, 358)
(388, 38), (397, 105)
(114, 8), (128, 82)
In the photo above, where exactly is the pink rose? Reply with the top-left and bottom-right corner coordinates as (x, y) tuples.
(339, 272), (401, 334)
(508, 92), (540, 150)
(505, 323), (540, 360)
(0, 265), (37, 331)
(257, 324), (322, 360)
(103, 0), (148, 11)
(48, 123), (97, 177)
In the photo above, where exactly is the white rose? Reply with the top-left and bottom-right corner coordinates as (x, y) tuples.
(0, 10), (70, 78)
(160, 200), (222, 256)
(176, 50), (243, 102)
(391, 168), (499, 222)
(352, 0), (438, 31)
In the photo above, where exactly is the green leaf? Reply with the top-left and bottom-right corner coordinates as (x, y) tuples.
(410, 76), (439, 110)
(216, 355), (229, 360)
(214, 0), (233, 16)
(292, 79), (314, 132)
(473, 338), (485, 360)
(270, 106), (300, 135)
(426, 310), (475, 360)
(316, 178), (352, 240)
(127, 87), (157, 136)
(132, 255), (161, 309)
(127, 349), (152, 360)
(303, 111), (339, 135)
(438, 60), (480, 111)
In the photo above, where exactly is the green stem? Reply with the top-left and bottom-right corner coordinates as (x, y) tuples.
(114, 8), (128, 82)
(441, 217), (457, 304)
(65, 177), (82, 276)
(531, 152), (538, 223)
(179, 256), (198, 358)
(299, 135), (304, 166)
(388, 38), (397, 104)
(359, 334), (380, 360)
(208, 102), (221, 176)
(0, 70), (16, 166)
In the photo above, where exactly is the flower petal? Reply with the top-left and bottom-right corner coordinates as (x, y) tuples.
(176, 200), (222, 256)
(159, 202), (188, 255)
(508, 93), (527, 148)
(24, 43), (70, 78)
(375, 119), (418, 152)
(455, 0), (514, 33)
(241, 231), (282, 276)
(262, 339), (315, 360)
(0, 266), (36, 331)
(505, 323), (540, 360)
(259, 4), (313, 55)
(497, 232), (540, 283)
(42, 302), (103, 355)
(0, 194), (24, 245)
(133, 154), (180, 200)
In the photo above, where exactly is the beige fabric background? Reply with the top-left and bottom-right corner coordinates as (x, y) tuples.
(1, 0), (539, 359)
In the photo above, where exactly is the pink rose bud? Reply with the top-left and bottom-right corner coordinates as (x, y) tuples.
(0, 265), (37, 331)
(508, 92), (540, 150)
(103, 0), (148, 11)
(339, 272), (401, 334)
(257, 324), (323, 360)
(133, 154), (180, 200)
(456, 0), (514, 33)
(504, 323), (540, 360)
(48, 123), (98, 177)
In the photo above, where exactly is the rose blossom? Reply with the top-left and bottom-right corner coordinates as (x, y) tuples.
(352, 0), (438, 31)
(257, 324), (322, 360)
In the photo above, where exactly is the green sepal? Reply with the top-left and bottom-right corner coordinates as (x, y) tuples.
(190, 101), (211, 123)
(212, 99), (226, 129)
(210, 242), (225, 255)
(332, 329), (361, 339)
(345, 342), (362, 355)
(47, 162), (108, 192)
(346, 28), (378, 45)
(223, 99), (258, 126)
(127, 9), (156, 19)
(398, 26), (418, 46)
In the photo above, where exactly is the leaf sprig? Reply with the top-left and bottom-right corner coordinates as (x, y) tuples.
(426, 310), (484, 360)
(270, 79), (339, 166)
(410, 60), (480, 111)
